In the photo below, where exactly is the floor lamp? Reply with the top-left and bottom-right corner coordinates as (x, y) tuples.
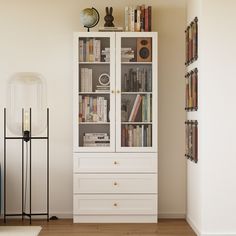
(4, 72), (49, 224)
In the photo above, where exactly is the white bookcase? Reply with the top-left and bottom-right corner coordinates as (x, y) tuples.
(73, 32), (158, 223)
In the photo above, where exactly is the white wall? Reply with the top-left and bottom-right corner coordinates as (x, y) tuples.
(186, 0), (203, 233)
(0, 0), (186, 218)
(187, 0), (236, 235)
(201, 0), (236, 234)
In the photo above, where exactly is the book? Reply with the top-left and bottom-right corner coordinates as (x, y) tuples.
(99, 27), (123, 32)
(129, 95), (142, 121)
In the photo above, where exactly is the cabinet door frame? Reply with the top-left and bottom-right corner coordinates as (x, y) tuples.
(115, 32), (158, 153)
(73, 32), (116, 152)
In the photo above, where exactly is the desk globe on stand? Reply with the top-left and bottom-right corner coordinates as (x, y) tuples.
(80, 7), (100, 32)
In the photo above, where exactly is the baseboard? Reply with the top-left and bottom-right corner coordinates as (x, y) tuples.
(186, 216), (201, 236)
(158, 213), (186, 219)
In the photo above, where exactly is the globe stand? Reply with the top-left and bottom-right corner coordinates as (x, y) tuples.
(3, 108), (50, 224)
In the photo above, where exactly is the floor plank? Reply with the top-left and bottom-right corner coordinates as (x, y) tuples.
(0, 219), (196, 236)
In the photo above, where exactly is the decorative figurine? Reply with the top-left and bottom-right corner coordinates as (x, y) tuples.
(104, 7), (114, 27)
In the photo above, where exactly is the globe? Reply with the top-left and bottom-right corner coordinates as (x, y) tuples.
(80, 7), (100, 31)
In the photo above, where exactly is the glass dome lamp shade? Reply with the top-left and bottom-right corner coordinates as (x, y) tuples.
(7, 72), (47, 136)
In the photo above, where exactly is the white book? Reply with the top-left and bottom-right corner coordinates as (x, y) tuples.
(95, 40), (101, 62)
(147, 94), (151, 122)
(79, 40), (84, 62)
(141, 125), (144, 147)
(100, 97), (105, 121)
(130, 7), (135, 32)
(89, 68), (93, 92)
(125, 6), (129, 31)
(136, 9), (141, 32)
(97, 97), (101, 121)
(103, 99), (107, 122)
(133, 127), (137, 147)
(128, 126), (133, 147)
(81, 68), (85, 92)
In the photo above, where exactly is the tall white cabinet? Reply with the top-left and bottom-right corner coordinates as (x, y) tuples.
(73, 32), (158, 223)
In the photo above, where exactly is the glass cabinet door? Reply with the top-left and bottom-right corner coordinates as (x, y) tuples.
(74, 32), (115, 152)
(116, 32), (157, 152)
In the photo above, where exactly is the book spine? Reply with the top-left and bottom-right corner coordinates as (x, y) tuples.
(104, 99), (107, 122)
(147, 94), (151, 122)
(129, 95), (140, 121)
(136, 7), (141, 32)
(86, 39), (89, 62)
(145, 8), (148, 32)
(128, 125), (133, 147)
(140, 5), (145, 32)
(148, 6), (151, 31)
(131, 95), (142, 122)
(125, 6), (129, 31)
(130, 7), (135, 32)
(80, 68), (84, 92)
(79, 40), (84, 62)
(133, 127), (137, 147)
(79, 95), (82, 122)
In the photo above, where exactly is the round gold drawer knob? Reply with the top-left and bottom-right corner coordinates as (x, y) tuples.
(113, 182), (118, 186)
(114, 161), (118, 165)
(113, 203), (118, 207)
(111, 90), (115, 94)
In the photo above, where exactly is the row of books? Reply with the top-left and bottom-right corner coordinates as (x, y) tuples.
(122, 48), (135, 62)
(79, 96), (108, 122)
(121, 125), (152, 147)
(79, 39), (101, 62)
(124, 5), (152, 32)
(128, 94), (152, 122)
(80, 68), (92, 92)
(123, 68), (152, 92)
(83, 133), (110, 147)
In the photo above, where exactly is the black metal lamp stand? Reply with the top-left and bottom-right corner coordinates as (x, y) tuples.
(3, 108), (49, 224)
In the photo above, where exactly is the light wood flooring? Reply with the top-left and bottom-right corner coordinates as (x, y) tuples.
(0, 219), (196, 236)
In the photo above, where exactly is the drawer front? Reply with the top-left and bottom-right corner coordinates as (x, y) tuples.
(74, 174), (157, 194)
(74, 154), (157, 173)
(73, 194), (157, 215)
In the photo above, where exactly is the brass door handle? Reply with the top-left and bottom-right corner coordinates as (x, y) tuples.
(117, 90), (120, 94)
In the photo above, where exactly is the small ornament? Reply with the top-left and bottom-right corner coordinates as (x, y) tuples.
(104, 7), (114, 27)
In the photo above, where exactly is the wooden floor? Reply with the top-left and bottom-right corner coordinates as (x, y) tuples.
(0, 219), (196, 236)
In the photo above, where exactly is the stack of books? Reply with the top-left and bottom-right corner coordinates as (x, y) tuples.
(79, 39), (101, 62)
(121, 125), (152, 147)
(99, 27), (123, 32)
(123, 68), (152, 92)
(124, 5), (152, 32)
(101, 48), (110, 62)
(121, 48), (134, 62)
(80, 68), (92, 92)
(79, 96), (108, 122)
(95, 85), (110, 93)
(83, 133), (110, 147)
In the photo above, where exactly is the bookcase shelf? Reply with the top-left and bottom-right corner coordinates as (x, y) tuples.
(121, 122), (152, 125)
(79, 92), (110, 95)
(73, 32), (157, 223)
(121, 92), (152, 95)
(79, 62), (110, 65)
(121, 62), (152, 65)
(79, 122), (110, 125)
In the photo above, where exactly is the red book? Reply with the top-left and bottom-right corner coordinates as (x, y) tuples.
(145, 8), (149, 32)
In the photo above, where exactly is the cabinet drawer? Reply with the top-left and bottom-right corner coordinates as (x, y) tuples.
(73, 194), (157, 215)
(74, 154), (157, 173)
(74, 174), (157, 194)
